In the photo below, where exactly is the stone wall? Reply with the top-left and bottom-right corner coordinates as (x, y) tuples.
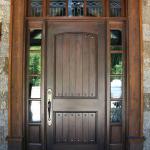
(143, 0), (150, 150)
(0, 0), (10, 150)
(0, 0), (150, 150)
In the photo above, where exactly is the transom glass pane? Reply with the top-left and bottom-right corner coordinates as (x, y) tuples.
(27, 0), (125, 17)
(68, 0), (84, 16)
(109, 0), (121, 17)
(29, 0), (42, 16)
(87, 0), (103, 16)
(49, 0), (66, 16)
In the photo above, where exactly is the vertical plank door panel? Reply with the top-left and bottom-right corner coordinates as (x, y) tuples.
(56, 35), (63, 97)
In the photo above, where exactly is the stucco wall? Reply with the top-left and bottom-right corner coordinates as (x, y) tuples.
(0, 0), (150, 150)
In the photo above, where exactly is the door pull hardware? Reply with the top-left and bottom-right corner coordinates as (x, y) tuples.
(47, 89), (53, 126)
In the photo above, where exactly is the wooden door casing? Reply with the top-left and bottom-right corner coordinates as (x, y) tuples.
(8, 0), (144, 150)
(46, 22), (106, 150)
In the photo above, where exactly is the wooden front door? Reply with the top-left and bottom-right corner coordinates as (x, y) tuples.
(46, 22), (106, 150)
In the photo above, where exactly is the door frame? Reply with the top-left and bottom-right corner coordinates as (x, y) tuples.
(8, 0), (144, 150)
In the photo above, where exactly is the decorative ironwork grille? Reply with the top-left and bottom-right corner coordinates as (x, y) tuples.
(68, 0), (84, 16)
(110, 0), (121, 17)
(30, 0), (42, 16)
(87, 0), (103, 16)
(28, 0), (124, 17)
(49, 0), (66, 16)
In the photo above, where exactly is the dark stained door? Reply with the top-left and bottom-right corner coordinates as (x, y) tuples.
(46, 22), (106, 150)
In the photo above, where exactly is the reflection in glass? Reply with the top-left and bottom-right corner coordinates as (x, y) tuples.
(29, 53), (41, 75)
(68, 0), (84, 16)
(30, 0), (42, 16)
(111, 101), (122, 122)
(109, 0), (121, 17)
(111, 54), (123, 74)
(29, 76), (41, 98)
(111, 30), (122, 45)
(87, 0), (103, 16)
(49, 0), (66, 16)
(111, 76), (122, 99)
(29, 101), (41, 122)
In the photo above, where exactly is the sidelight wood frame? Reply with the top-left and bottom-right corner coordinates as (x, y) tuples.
(8, 0), (144, 150)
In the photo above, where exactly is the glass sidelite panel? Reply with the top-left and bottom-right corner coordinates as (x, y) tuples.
(111, 101), (122, 123)
(111, 76), (122, 99)
(28, 76), (41, 98)
(49, 0), (66, 16)
(110, 0), (121, 17)
(29, 0), (42, 16)
(68, 0), (84, 16)
(29, 53), (41, 75)
(111, 54), (123, 74)
(29, 101), (41, 122)
(30, 29), (42, 47)
(87, 0), (103, 16)
(111, 30), (122, 46)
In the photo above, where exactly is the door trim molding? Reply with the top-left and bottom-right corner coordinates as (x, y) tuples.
(8, 0), (144, 149)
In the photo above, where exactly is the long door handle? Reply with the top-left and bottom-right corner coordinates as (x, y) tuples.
(47, 89), (53, 126)
(48, 101), (51, 119)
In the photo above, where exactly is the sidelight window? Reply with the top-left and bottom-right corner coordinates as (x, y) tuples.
(108, 23), (126, 148)
(110, 29), (125, 123)
(27, 29), (42, 124)
(28, 0), (125, 17)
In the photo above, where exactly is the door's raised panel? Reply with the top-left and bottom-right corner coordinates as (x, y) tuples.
(55, 33), (97, 98)
(55, 112), (96, 144)
(28, 125), (41, 143)
(110, 125), (122, 144)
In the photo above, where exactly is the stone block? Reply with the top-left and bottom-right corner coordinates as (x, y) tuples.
(0, 126), (4, 144)
(144, 94), (150, 111)
(144, 111), (150, 150)
(143, 0), (150, 7)
(143, 24), (150, 42)
(144, 66), (150, 93)
(143, 42), (150, 57)
(142, 5), (150, 24)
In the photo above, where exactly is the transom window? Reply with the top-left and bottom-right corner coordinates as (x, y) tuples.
(28, 0), (125, 17)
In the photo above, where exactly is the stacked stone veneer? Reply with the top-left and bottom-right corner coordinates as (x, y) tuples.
(0, 0), (150, 150)
(0, 0), (10, 150)
(143, 0), (150, 150)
